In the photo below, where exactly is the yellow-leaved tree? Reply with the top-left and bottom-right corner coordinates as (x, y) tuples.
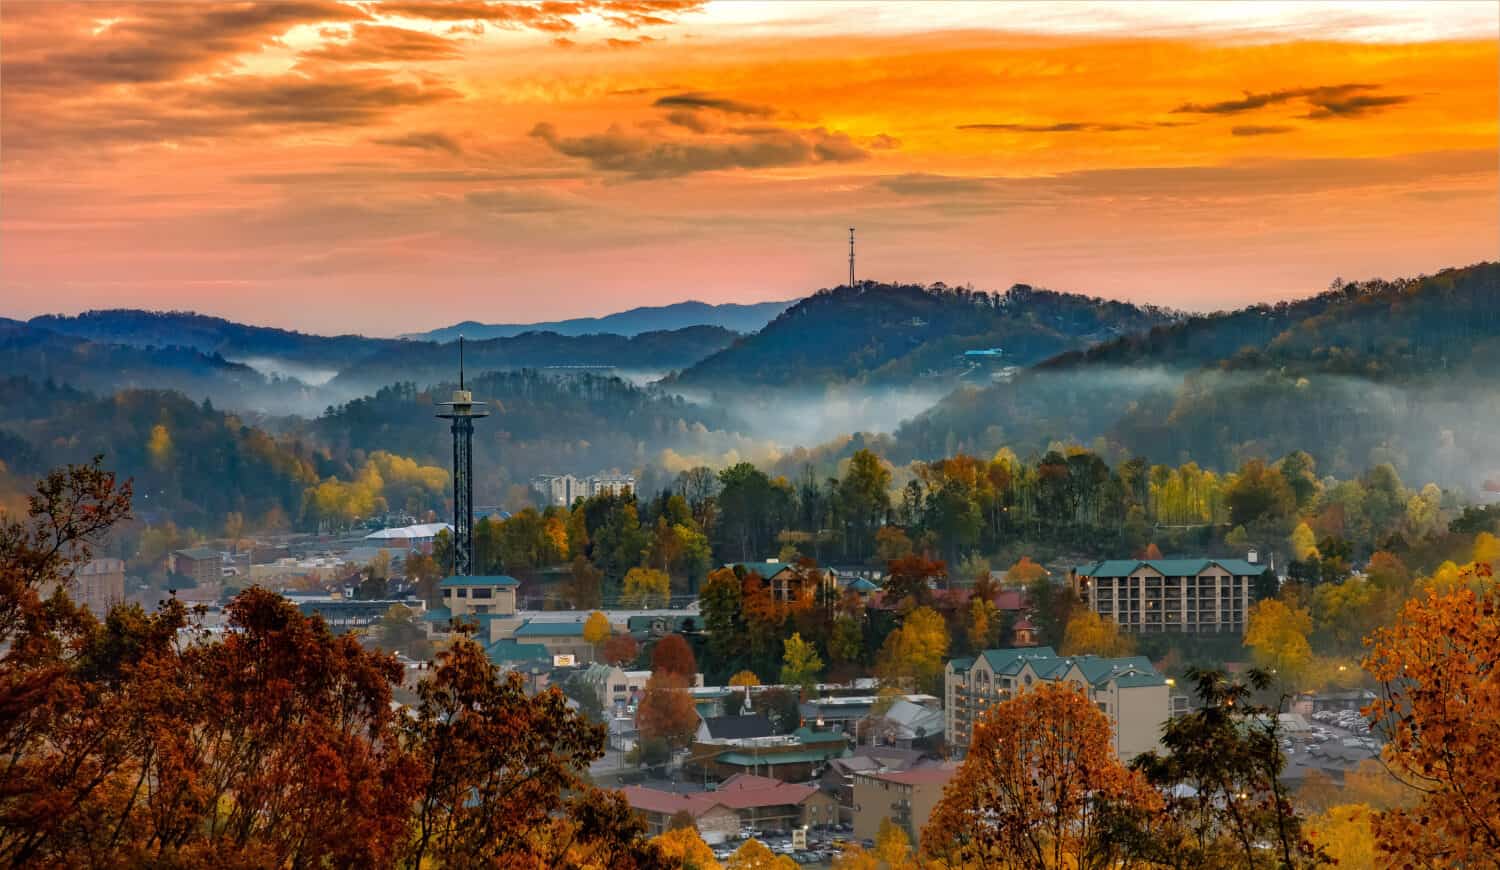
(583, 611), (611, 651)
(622, 567), (671, 609)
(1060, 610), (1135, 657)
(875, 606), (949, 694)
(652, 826), (720, 870)
(1244, 597), (1313, 685)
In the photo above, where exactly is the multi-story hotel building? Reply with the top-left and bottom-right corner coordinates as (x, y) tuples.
(944, 647), (1169, 760)
(1069, 558), (1267, 635)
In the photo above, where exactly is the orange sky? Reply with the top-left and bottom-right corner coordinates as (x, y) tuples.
(2, 1), (1496, 335)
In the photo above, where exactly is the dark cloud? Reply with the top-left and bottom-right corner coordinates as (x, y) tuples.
(1172, 83), (1410, 120)
(1232, 125), (1295, 137)
(665, 109), (715, 133)
(868, 133), (901, 150)
(958, 122), (1151, 133)
(1, 2), (368, 93)
(194, 71), (461, 126)
(372, 131), (465, 154)
(1302, 93), (1412, 119)
(302, 24), (463, 64)
(530, 121), (868, 178)
(653, 92), (774, 116)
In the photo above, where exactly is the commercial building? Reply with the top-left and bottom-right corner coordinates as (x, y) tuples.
(1069, 557), (1268, 635)
(945, 647), (1169, 760)
(623, 774), (840, 841)
(438, 574), (519, 618)
(851, 765), (957, 850)
(364, 522), (451, 552)
(689, 727), (851, 783)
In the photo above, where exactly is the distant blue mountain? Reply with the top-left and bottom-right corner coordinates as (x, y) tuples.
(404, 299), (794, 342)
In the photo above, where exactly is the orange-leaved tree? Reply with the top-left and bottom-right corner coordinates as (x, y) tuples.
(923, 682), (1161, 870)
(651, 632), (697, 678)
(636, 670), (700, 750)
(1362, 563), (1499, 866)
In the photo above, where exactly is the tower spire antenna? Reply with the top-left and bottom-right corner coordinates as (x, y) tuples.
(848, 227), (856, 289)
(459, 335), (465, 391)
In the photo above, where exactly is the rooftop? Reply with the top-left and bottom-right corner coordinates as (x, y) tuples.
(863, 764), (957, 787)
(1074, 558), (1269, 579)
(439, 574), (520, 589)
(174, 547), (221, 561)
(513, 619), (586, 637)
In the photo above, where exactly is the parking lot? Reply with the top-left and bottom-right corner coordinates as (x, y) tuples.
(710, 824), (864, 867)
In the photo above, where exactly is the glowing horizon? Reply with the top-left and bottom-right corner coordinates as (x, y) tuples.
(2, 0), (1495, 336)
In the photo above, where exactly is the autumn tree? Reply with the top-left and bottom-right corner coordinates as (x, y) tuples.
(584, 610), (611, 657)
(403, 634), (666, 868)
(1362, 565), (1500, 866)
(923, 682), (1161, 870)
(565, 555), (605, 610)
(1060, 610), (1136, 657)
(651, 633), (697, 678)
(729, 669), (761, 688)
(883, 554), (945, 610)
(779, 632), (824, 697)
(700, 567), (745, 672)
(653, 826), (721, 870)
(623, 566), (672, 609)
(727, 838), (797, 870)
(1005, 555), (1048, 586)
(601, 633), (640, 667)
(875, 606), (950, 694)
(636, 671), (699, 750)
(1244, 596), (1314, 685)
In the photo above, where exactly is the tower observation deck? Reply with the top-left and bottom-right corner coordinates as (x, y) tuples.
(435, 337), (488, 576)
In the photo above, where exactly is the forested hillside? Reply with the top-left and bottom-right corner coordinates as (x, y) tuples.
(668, 282), (1175, 388)
(897, 263), (1500, 489)
(29, 309), (399, 370)
(0, 320), (303, 407)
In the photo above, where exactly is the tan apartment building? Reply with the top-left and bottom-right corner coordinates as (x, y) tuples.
(71, 557), (125, 617)
(1069, 558), (1267, 635)
(851, 765), (956, 851)
(945, 647), (1169, 761)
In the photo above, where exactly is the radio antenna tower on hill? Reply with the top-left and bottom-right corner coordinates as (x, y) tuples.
(848, 227), (856, 288)
(436, 336), (488, 576)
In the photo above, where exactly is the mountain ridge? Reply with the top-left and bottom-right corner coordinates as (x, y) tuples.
(404, 299), (794, 342)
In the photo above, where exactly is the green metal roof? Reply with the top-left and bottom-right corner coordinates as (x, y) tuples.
(1114, 674), (1169, 689)
(978, 646), (1059, 675)
(792, 727), (851, 744)
(1074, 559), (1268, 578)
(846, 578), (880, 593)
(731, 561), (796, 579)
(968, 647), (1163, 689)
(421, 607), (452, 622)
(439, 574), (520, 588)
(716, 749), (844, 766)
(487, 639), (550, 664)
(514, 620), (586, 637)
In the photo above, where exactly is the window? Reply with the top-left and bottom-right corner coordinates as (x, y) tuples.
(441, 589), (452, 598)
(472, 588), (493, 599)
(473, 605), (489, 614)
(456, 588), (468, 598)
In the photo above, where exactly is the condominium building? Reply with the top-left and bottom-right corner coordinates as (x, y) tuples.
(944, 647), (1169, 760)
(1069, 558), (1267, 635)
(530, 473), (637, 507)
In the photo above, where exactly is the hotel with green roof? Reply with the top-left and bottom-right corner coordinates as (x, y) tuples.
(1069, 557), (1270, 636)
(944, 647), (1169, 760)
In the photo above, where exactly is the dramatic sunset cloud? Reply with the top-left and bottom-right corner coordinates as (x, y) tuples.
(1, 0), (1495, 334)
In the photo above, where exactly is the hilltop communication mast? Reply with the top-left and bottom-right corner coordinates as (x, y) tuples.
(435, 336), (488, 576)
(848, 227), (856, 288)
